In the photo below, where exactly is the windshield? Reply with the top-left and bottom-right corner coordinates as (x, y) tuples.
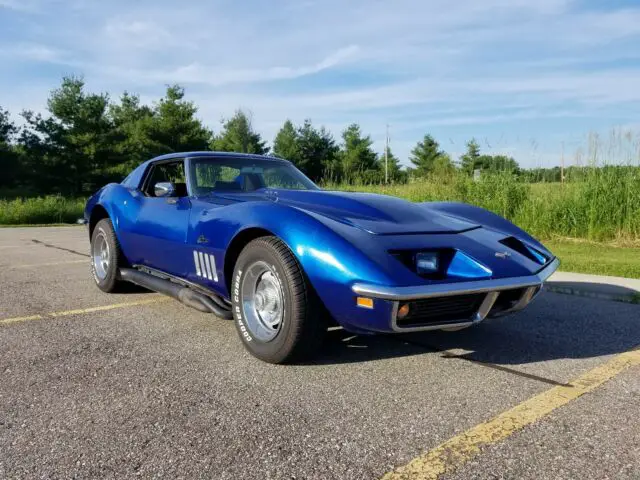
(189, 157), (319, 195)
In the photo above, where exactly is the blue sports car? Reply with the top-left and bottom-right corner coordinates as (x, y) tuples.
(85, 152), (559, 363)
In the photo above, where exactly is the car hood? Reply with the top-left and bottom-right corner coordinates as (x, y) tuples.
(211, 189), (479, 235)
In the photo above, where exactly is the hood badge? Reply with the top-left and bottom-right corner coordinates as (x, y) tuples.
(495, 251), (511, 259)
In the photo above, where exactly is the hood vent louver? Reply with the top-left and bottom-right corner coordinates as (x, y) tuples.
(499, 237), (547, 265)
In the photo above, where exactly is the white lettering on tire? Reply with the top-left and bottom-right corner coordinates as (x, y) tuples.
(233, 270), (252, 342)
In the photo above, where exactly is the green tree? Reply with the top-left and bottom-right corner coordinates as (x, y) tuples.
(377, 145), (404, 182)
(152, 85), (212, 153)
(0, 106), (21, 190)
(459, 139), (520, 176)
(339, 123), (377, 183)
(480, 154), (520, 173)
(460, 138), (481, 175)
(212, 110), (267, 154)
(272, 119), (299, 161)
(273, 119), (339, 182)
(409, 134), (448, 176)
(432, 153), (455, 176)
(0, 107), (17, 145)
(109, 92), (160, 173)
(20, 77), (115, 195)
(297, 120), (338, 182)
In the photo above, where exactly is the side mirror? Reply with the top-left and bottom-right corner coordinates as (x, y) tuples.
(154, 182), (176, 198)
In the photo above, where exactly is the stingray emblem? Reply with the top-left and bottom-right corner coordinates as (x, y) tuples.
(495, 251), (511, 259)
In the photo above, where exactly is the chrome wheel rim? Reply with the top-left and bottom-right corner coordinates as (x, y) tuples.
(241, 261), (284, 342)
(92, 232), (110, 281)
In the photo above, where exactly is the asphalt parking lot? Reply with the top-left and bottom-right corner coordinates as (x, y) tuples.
(1, 227), (639, 479)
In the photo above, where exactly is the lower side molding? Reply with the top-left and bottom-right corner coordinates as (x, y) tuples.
(119, 268), (233, 319)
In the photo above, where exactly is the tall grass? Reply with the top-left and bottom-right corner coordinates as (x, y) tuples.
(328, 167), (640, 243)
(1, 171), (638, 242)
(328, 129), (640, 243)
(0, 196), (85, 225)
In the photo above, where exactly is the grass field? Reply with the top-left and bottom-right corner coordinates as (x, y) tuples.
(546, 239), (640, 279)
(1, 170), (639, 278)
(329, 168), (640, 244)
(0, 196), (85, 225)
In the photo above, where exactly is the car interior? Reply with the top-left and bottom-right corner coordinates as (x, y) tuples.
(145, 162), (188, 197)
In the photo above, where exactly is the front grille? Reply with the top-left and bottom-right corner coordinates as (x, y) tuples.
(396, 293), (485, 328)
(490, 288), (526, 314)
(489, 286), (541, 316)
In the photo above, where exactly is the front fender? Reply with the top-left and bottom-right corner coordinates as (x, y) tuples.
(426, 202), (551, 255)
(194, 201), (398, 331)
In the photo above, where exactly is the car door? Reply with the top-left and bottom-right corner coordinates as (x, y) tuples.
(128, 159), (192, 277)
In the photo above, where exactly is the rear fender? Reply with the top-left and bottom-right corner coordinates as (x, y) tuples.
(84, 184), (140, 261)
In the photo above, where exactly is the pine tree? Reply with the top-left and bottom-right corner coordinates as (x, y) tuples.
(152, 85), (212, 153)
(377, 146), (403, 182)
(109, 92), (160, 171)
(272, 119), (299, 162)
(0, 106), (20, 190)
(460, 138), (481, 176)
(212, 110), (268, 154)
(20, 76), (114, 194)
(297, 120), (338, 182)
(409, 134), (448, 176)
(339, 124), (377, 183)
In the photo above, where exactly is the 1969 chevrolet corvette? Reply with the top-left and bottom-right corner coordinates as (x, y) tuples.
(85, 152), (559, 363)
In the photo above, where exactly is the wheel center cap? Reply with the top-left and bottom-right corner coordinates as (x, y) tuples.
(255, 293), (265, 310)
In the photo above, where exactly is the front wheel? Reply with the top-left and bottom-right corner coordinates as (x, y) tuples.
(90, 218), (126, 292)
(231, 236), (325, 364)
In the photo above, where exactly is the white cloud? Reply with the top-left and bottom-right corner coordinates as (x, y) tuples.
(0, 0), (42, 13)
(0, 43), (66, 62)
(99, 44), (361, 86)
(1, 0), (639, 166)
(103, 18), (191, 51)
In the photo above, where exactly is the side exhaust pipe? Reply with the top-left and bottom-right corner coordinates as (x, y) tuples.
(119, 268), (233, 319)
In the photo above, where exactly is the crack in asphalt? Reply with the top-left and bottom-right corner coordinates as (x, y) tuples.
(31, 239), (89, 258)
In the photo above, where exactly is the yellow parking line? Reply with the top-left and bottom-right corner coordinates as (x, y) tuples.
(383, 348), (640, 480)
(0, 297), (169, 326)
(49, 298), (169, 317)
(0, 314), (44, 325)
(7, 260), (87, 269)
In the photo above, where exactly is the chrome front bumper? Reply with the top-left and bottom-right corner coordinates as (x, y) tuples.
(352, 258), (560, 332)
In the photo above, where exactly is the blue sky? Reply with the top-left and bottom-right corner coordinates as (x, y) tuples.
(1, 0), (639, 167)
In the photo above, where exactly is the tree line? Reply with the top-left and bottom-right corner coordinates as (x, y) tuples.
(2, 77), (529, 197)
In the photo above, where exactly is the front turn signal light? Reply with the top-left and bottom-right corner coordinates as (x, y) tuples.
(356, 297), (374, 309)
(397, 303), (410, 319)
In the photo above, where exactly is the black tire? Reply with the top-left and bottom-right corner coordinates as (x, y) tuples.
(231, 236), (326, 364)
(90, 218), (126, 293)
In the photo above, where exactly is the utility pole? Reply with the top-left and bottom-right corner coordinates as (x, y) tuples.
(385, 124), (389, 184)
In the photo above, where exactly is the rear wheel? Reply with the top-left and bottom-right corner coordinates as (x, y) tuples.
(231, 236), (325, 364)
(91, 218), (126, 292)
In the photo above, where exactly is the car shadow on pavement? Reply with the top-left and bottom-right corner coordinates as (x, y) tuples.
(311, 291), (640, 366)
(546, 280), (640, 304)
(118, 283), (153, 294)
(310, 328), (431, 365)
